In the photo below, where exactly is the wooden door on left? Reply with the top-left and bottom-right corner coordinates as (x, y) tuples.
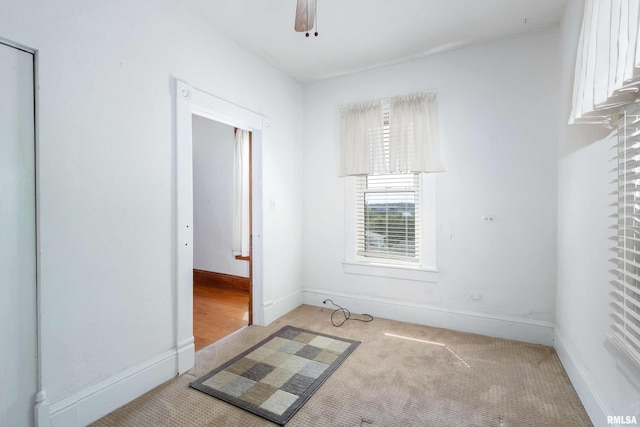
(0, 41), (37, 427)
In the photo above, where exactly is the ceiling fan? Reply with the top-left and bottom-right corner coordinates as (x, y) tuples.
(294, 0), (318, 37)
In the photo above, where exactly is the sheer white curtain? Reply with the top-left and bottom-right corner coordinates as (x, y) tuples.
(339, 101), (384, 176)
(389, 93), (445, 173)
(570, 0), (640, 125)
(233, 129), (250, 257)
(340, 93), (444, 175)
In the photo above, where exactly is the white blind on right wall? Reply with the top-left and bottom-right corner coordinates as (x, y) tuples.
(613, 102), (640, 366)
(570, 0), (640, 125)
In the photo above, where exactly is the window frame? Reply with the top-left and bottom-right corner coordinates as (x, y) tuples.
(343, 173), (439, 282)
(356, 173), (421, 266)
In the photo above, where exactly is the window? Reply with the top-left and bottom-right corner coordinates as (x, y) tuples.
(612, 102), (640, 367)
(569, 0), (640, 373)
(357, 173), (420, 265)
(344, 172), (437, 280)
(340, 93), (443, 279)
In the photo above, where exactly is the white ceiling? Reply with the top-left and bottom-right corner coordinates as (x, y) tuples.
(173, 0), (567, 84)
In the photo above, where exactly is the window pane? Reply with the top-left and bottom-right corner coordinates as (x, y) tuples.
(357, 172), (420, 264)
(364, 191), (415, 257)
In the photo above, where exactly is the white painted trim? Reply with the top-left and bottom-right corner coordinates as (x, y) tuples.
(35, 398), (50, 427)
(0, 36), (37, 54)
(264, 290), (304, 325)
(304, 288), (555, 345)
(1, 37), (47, 427)
(175, 80), (195, 374)
(174, 79), (267, 372)
(48, 350), (177, 427)
(33, 46), (48, 427)
(607, 335), (640, 393)
(342, 261), (439, 282)
(176, 336), (195, 374)
(250, 124), (265, 326)
(553, 330), (610, 427)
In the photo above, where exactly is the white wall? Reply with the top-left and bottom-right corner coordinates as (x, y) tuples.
(555, 0), (640, 424)
(0, 0), (303, 423)
(6, 0), (632, 423)
(192, 116), (249, 278)
(302, 27), (560, 345)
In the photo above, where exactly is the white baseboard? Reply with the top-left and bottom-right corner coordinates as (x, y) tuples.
(47, 349), (178, 427)
(263, 290), (304, 326)
(35, 391), (50, 427)
(303, 288), (555, 345)
(34, 294), (605, 427)
(554, 330), (609, 427)
(176, 337), (195, 375)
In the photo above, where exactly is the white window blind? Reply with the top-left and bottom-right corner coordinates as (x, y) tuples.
(612, 102), (640, 367)
(356, 173), (421, 264)
(570, 0), (640, 125)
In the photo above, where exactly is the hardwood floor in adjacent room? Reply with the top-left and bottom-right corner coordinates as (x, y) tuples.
(193, 282), (249, 351)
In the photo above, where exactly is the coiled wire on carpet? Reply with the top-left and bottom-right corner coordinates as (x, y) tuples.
(323, 299), (373, 327)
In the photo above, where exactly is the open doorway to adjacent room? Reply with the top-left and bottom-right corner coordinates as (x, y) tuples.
(191, 115), (252, 351)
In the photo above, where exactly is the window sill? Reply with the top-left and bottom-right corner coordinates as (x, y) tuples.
(342, 261), (439, 283)
(607, 334), (640, 391)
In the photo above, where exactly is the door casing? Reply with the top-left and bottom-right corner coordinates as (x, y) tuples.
(174, 79), (266, 374)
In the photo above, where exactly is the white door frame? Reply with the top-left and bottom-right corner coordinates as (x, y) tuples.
(174, 79), (266, 373)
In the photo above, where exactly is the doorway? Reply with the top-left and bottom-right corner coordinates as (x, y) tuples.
(174, 79), (265, 374)
(191, 116), (251, 350)
(0, 40), (37, 427)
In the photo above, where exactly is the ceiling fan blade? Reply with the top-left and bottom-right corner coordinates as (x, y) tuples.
(294, 0), (316, 32)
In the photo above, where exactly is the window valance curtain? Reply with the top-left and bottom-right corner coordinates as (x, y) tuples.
(569, 0), (640, 125)
(340, 100), (383, 175)
(339, 92), (445, 176)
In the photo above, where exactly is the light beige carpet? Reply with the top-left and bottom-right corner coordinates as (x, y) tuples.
(91, 304), (592, 427)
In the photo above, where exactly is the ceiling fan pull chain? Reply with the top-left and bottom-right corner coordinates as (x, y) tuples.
(314, 1), (318, 37)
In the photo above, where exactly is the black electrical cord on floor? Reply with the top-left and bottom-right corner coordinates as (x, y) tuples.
(323, 299), (373, 327)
